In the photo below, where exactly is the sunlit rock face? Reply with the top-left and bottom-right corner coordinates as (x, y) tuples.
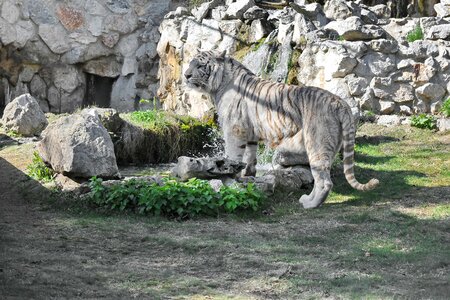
(157, 1), (450, 118)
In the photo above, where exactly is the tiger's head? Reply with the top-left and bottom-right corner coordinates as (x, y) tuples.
(184, 51), (226, 93)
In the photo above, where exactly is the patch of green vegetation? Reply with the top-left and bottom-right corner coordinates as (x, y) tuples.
(285, 49), (302, 85)
(119, 109), (218, 163)
(253, 37), (266, 52)
(411, 113), (437, 130)
(406, 24), (424, 42)
(6, 130), (21, 138)
(88, 176), (265, 219)
(26, 151), (55, 183)
(441, 97), (450, 117)
(187, 0), (208, 9)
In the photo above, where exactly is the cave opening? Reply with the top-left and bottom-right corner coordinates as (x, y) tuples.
(83, 73), (116, 108)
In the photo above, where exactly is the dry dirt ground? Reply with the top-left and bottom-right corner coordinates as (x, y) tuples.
(0, 125), (449, 299)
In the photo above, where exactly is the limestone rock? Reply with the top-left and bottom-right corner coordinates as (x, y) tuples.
(2, 93), (48, 136)
(434, 3), (450, 17)
(324, 0), (353, 20)
(1, 1), (20, 24)
(192, 0), (222, 21)
(172, 156), (246, 181)
(38, 24), (70, 54)
(243, 6), (268, 20)
(225, 0), (255, 19)
(0, 17), (17, 45)
(266, 165), (314, 191)
(437, 118), (450, 131)
(354, 52), (396, 77)
(426, 24), (450, 40)
(379, 100), (395, 115)
(106, 0), (131, 14)
(377, 115), (403, 126)
(37, 113), (119, 178)
(325, 17), (386, 41)
(416, 83), (446, 102)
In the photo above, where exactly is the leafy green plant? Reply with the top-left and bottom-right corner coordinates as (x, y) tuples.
(406, 24), (423, 42)
(26, 151), (55, 182)
(88, 177), (265, 218)
(410, 114), (437, 130)
(441, 98), (450, 118)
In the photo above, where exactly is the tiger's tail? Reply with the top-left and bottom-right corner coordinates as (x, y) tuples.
(340, 107), (379, 191)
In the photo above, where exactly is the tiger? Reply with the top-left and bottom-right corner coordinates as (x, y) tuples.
(184, 50), (379, 208)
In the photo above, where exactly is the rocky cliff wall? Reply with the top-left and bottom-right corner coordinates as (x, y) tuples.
(0, 0), (178, 114)
(157, 0), (450, 118)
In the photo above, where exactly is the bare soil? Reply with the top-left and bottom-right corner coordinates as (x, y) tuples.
(1, 126), (449, 299)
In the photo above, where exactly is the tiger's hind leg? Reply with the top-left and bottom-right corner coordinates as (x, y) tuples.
(300, 165), (333, 209)
(299, 121), (340, 209)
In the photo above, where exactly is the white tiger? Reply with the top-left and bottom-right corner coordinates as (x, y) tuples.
(184, 51), (379, 208)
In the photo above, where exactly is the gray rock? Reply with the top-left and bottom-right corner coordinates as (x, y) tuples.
(30, 74), (47, 101)
(85, 0), (108, 16)
(434, 4), (450, 17)
(243, 6), (268, 20)
(38, 24), (70, 54)
(103, 12), (138, 34)
(249, 19), (271, 43)
(192, 0), (222, 21)
(0, 17), (17, 45)
(110, 74), (137, 112)
(53, 65), (84, 94)
(172, 156), (246, 181)
(379, 100), (395, 115)
(24, 0), (58, 24)
(37, 113), (119, 178)
(354, 52), (396, 77)
(437, 118), (450, 131)
(324, 0), (353, 20)
(345, 74), (368, 97)
(1, 94), (48, 137)
(377, 115), (403, 126)
(270, 32), (293, 83)
(211, 5), (227, 21)
(225, 0), (255, 19)
(325, 17), (385, 41)
(82, 107), (124, 133)
(368, 39), (399, 54)
(265, 165), (314, 191)
(83, 56), (122, 78)
(273, 148), (309, 167)
(371, 4), (390, 19)
(14, 20), (35, 48)
(102, 32), (120, 48)
(164, 6), (190, 19)
(106, 0), (131, 14)
(426, 24), (450, 40)
(1, 1), (20, 24)
(290, 2), (328, 28)
(416, 83), (446, 102)
(399, 105), (412, 116)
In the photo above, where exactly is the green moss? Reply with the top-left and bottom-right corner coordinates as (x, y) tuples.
(285, 49), (302, 85)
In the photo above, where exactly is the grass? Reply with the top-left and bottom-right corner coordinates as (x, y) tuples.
(1, 123), (450, 299)
(406, 24), (424, 42)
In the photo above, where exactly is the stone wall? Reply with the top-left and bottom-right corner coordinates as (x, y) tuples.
(0, 0), (178, 114)
(157, 0), (450, 118)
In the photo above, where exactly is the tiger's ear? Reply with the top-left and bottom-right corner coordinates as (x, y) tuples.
(218, 50), (226, 59)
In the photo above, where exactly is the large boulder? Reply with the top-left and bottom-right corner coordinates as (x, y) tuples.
(172, 156), (246, 181)
(37, 113), (119, 178)
(1, 94), (48, 136)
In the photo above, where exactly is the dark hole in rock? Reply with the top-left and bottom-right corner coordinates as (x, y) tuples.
(84, 73), (116, 108)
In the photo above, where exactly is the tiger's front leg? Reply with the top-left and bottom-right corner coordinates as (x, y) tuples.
(242, 141), (258, 176)
(223, 126), (257, 177)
